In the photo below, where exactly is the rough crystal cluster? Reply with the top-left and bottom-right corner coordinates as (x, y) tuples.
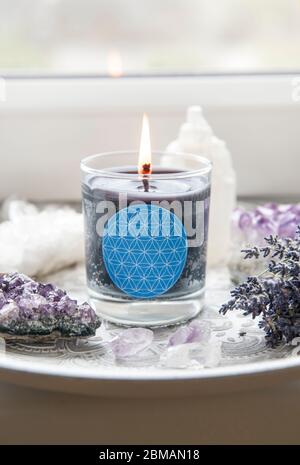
(230, 203), (300, 282)
(0, 273), (100, 339)
(232, 203), (300, 245)
(0, 199), (84, 277)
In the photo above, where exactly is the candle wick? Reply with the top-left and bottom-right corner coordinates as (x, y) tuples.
(141, 162), (151, 192)
(142, 177), (149, 192)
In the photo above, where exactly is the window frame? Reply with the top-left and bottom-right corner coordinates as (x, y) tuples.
(0, 73), (298, 112)
(0, 73), (299, 201)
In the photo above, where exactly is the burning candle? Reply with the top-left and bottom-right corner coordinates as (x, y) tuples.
(81, 115), (211, 326)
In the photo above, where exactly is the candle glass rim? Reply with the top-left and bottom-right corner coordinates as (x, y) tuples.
(81, 150), (212, 180)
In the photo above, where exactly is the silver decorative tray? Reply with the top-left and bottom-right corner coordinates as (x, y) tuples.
(0, 265), (299, 398)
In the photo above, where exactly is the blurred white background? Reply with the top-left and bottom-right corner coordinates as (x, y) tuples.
(0, 0), (299, 201)
(1, 0), (300, 75)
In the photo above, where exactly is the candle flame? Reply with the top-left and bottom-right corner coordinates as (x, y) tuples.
(107, 49), (123, 78)
(138, 113), (152, 175)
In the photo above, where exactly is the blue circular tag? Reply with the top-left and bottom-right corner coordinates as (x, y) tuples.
(102, 204), (188, 299)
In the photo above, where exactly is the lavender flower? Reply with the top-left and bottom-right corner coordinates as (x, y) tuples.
(221, 227), (300, 347)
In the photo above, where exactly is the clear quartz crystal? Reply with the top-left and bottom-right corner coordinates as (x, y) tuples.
(110, 328), (154, 358)
(160, 320), (220, 369)
(0, 199), (84, 277)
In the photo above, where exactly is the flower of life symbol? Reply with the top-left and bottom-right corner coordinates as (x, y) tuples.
(102, 204), (188, 298)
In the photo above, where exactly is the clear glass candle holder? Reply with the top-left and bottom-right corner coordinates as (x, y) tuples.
(81, 151), (211, 326)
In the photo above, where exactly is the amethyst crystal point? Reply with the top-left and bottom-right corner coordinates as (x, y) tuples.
(111, 328), (154, 358)
(0, 272), (100, 339)
(168, 320), (211, 346)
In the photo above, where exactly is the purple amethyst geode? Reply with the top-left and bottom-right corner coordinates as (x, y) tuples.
(0, 273), (101, 339)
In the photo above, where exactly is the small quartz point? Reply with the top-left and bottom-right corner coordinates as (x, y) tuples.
(203, 341), (222, 368)
(0, 272), (101, 340)
(161, 341), (222, 369)
(168, 320), (211, 346)
(111, 328), (154, 359)
(160, 343), (202, 369)
(161, 320), (221, 369)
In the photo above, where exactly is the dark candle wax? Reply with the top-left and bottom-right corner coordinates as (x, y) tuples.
(82, 167), (210, 301)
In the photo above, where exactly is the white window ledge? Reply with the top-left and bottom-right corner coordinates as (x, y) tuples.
(0, 74), (299, 201)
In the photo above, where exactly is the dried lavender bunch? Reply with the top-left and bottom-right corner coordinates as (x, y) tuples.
(220, 227), (300, 347)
